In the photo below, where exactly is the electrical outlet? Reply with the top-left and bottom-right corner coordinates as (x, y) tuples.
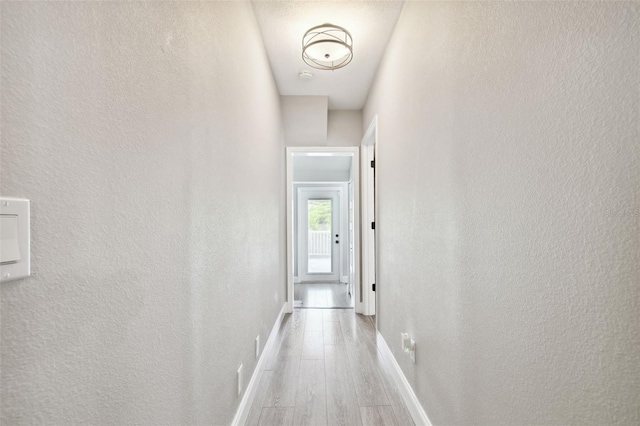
(237, 364), (243, 396)
(255, 335), (260, 359)
(409, 339), (416, 363)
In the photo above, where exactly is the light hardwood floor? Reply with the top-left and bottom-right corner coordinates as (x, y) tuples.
(245, 309), (415, 426)
(294, 283), (354, 308)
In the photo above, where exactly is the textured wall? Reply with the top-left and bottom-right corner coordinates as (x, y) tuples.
(281, 96), (362, 147)
(282, 95), (328, 145)
(327, 110), (362, 147)
(364, 2), (639, 425)
(0, 2), (285, 424)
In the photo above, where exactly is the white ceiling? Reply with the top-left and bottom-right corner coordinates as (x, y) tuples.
(252, 1), (404, 110)
(293, 155), (353, 182)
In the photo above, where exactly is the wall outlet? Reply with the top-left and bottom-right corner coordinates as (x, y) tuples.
(255, 335), (260, 359)
(409, 339), (416, 363)
(237, 364), (243, 396)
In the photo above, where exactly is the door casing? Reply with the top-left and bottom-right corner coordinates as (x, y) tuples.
(285, 147), (361, 313)
(297, 187), (342, 282)
(361, 116), (378, 318)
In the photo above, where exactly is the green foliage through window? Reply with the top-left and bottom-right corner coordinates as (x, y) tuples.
(308, 200), (331, 231)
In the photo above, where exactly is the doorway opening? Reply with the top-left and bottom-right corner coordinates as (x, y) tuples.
(286, 148), (361, 312)
(296, 186), (348, 308)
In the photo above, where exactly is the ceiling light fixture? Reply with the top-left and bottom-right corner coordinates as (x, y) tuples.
(302, 23), (353, 71)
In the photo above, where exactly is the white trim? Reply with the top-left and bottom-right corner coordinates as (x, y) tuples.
(360, 116), (378, 316)
(286, 151), (294, 313)
(373, 118), (380, 325)
(294, 181), (351, 185)
(231, 303), (287, 426)
(294, 182), (348, 286)
(286, 147), (361, 313)
(376, 331), (432, 426)
(297, 186), (343, 283)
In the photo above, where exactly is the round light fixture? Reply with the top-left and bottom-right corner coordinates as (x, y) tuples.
(302, 23), (353, 71)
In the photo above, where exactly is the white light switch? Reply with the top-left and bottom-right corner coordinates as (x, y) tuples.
(0, 215), (21, 264)
(0, 198), (30, 283)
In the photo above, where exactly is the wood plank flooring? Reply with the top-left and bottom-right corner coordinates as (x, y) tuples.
(294, 283), (354, 308)
(246, 309), (414, 426)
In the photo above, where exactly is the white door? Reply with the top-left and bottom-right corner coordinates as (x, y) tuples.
(348, 182), (355, 296)
(361, 118), (377, 316)
(298, 189), (341, 282)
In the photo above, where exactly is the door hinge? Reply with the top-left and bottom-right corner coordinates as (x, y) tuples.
(372, 283), (376, 292)
(370, 160), (375, 168)
(371, 221), (375, 230)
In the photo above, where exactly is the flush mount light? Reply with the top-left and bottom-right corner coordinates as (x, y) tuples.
(302, 23), (353, 71)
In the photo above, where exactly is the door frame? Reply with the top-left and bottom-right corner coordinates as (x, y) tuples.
(297, 187), (342, 282)
(361, 116), (378, 317)
(286, 147), (361, 313)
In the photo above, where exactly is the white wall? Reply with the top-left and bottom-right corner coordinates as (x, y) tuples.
(282, 96), (362, 147)
(0, 2), (285, 424)
(327, 110), (362, 147)
(364, 2), (639, 425)
(293, 156), (352, 182)
(282, 95), (328, 145)
(294, 168), (350, 182)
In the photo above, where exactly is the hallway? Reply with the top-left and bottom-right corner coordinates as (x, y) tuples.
(1, 1), (638, 424)
(294, 283), (353, 309)
(245, 309), (414, 426)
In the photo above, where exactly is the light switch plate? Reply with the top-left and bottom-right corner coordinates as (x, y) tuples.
(0, 198), (30, 283)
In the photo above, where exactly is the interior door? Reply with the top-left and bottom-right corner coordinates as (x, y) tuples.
(348, 182), (355, 296)
(298, 189), (340, 282)
(361, 141), (376, 316)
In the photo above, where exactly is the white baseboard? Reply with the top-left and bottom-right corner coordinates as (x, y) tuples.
(376, 331), (432, 426)
(231, 303), (286, 426)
